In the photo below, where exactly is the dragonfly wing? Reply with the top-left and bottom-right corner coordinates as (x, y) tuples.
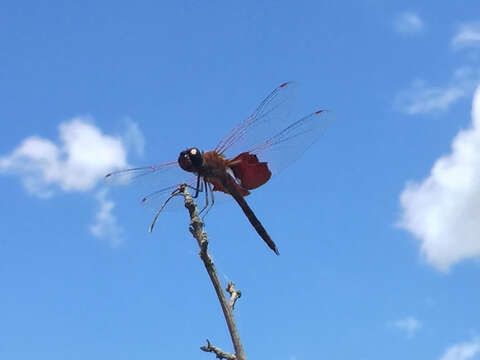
(106, 160), (180, 186)
(215, 81), (298, 157)
(106, 160), (197, 211)
(249, 110), (333, 176)
(215, 81), (332, 178)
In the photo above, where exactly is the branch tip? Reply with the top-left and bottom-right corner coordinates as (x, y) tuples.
(200, 339), (237, 360)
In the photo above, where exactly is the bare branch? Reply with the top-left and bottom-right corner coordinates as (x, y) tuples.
(180, 185), (247, 360)
(200, 339), (236, 360)
(226, 282), (242, 310)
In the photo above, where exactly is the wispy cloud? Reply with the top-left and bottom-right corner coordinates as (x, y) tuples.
(0, 117), (131, 197)
(439, 337), (480, 360)
(122, 119), (145, 157)
(90, 188), (124, 247)
(395, 67), (480, 115)
(398, 86), (480, 271)
(391, 316), (422, 338)
(394, 12), (424, 34)
(452, 22), (480, 49)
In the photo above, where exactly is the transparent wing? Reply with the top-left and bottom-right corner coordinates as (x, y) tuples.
(215, 81), (297, 157)
(105, 161), (197, 211)
(106, 160), (180, 185)
(248, 110), (333, 176)
(215, 81), (332, 177)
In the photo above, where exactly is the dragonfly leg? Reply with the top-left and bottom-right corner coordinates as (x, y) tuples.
(199, 178), (210, 215)
(192, 175), (202, 198)
(148, 186), (184, 233)
(185, 182), (203, 194)
(201, 182), (215, 219)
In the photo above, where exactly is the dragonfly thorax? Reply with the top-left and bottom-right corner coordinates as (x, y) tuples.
(178, 147), (203, 173)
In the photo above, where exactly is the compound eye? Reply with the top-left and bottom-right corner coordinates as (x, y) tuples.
(188, 147), (203, 168)
(178, 150), (193, 171)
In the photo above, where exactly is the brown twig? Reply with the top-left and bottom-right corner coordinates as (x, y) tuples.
(180, 185), (247, 360)
(200, 339), (236, 360)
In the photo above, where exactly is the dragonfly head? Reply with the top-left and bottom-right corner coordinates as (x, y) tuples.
(178, 147), (203, 172)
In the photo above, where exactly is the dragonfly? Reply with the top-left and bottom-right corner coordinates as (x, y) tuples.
(106, 82), (331, 255)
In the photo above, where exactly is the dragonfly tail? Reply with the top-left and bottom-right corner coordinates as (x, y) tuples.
(227, 182), (280, 255)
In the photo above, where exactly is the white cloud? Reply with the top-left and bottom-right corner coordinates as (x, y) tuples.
(394, 12), (424, 34)
(452, 22), (480, 49)
(439, 337), (480, 360)
(0, 117), (131, 196)
(399, 86), (480, 271)
(395, 67), (480, 115)
(392, 316), (422, 338)
(89, 188), (123, 247)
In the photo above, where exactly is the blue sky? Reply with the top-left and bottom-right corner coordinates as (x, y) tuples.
(1, 1), (480, 359)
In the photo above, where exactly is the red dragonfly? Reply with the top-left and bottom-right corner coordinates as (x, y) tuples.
(106, 82), (331, 255)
